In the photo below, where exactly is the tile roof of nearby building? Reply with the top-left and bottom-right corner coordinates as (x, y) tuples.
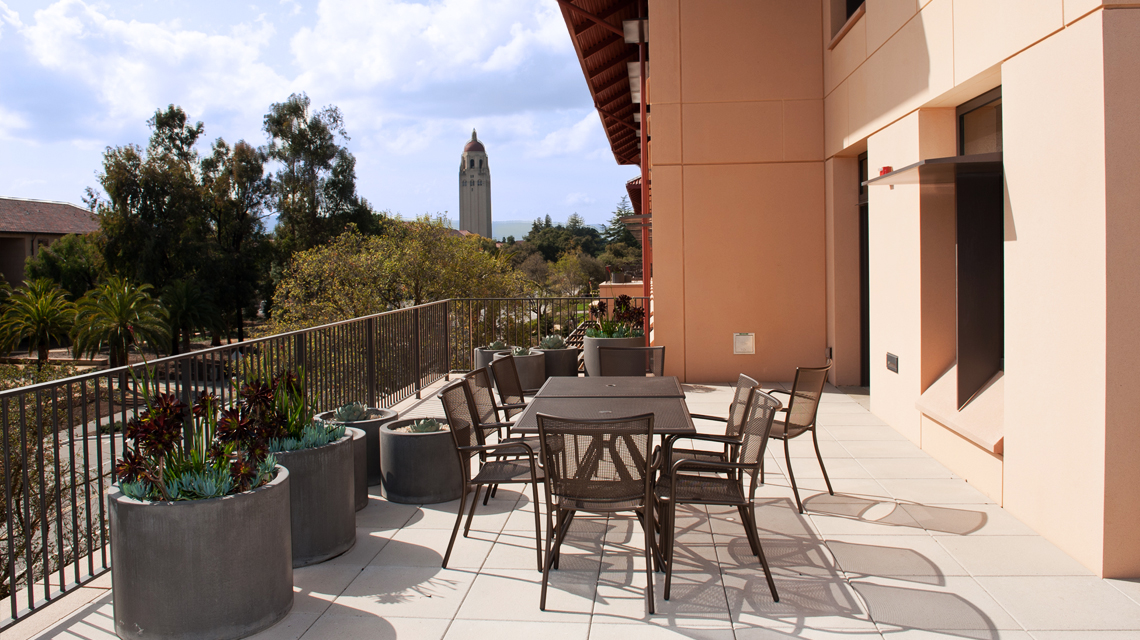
(0, 196), (99, 235)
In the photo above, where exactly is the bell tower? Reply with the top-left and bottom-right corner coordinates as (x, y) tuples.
(458, 129), (492, 238)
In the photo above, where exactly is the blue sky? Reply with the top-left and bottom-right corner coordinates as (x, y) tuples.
(0, 0), (639, 226)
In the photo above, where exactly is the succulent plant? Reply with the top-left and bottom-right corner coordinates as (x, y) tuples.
(539, 334), (567, 350)
(410, 418), (443, 433)
(486, 340), (507, 350)
(332, 401), (371, 422)
(512, 345), (532, 356)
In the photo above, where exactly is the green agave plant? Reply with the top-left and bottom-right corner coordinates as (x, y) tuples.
(409, 418), (443, 433)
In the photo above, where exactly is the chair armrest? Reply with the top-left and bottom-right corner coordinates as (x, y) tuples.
(459, 441), (536, 457)
(689, 413), (729, 423)
(668, 433), (740, 446)
(670, 458), (751, 477)
(500, 402), (528, 411)
(767, 389), (791, 397)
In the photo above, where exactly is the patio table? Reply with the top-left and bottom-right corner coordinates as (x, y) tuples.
(535, 375), (685, 398)
(511, 376), (695, 435)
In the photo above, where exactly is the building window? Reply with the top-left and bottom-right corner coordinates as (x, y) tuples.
(469, 159), (474, 168)
(830, 0), (865, 38)
(477, 180), (482, 186)
(462, 181), (466, 186)
(954, 86), (1004, 408)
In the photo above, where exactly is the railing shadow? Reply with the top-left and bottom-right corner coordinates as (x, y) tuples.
(804, 493), (988, 535)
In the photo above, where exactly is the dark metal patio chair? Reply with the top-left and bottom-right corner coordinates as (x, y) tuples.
(656, 386), (782, 602)
(466, 366), (544, 505)
(438, 379), (544, 571)
(661, 373), (759, 478)
(764, 360), (833, 513)
(536, 412), (658, 613)
(598, 346), (665, 377)
(489, 354), (530, 419)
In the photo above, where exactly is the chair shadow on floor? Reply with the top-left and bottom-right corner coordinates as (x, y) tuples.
(803, 492), (988, 535)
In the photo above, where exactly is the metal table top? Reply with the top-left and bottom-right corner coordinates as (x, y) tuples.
(535, 376), (685, 398)
(510, 396), (695, 435)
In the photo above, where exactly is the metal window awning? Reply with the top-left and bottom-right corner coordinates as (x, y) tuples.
(863, 152), (1003, 186)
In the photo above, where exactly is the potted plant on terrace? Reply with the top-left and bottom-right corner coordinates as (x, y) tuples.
(379, 418), (462, 503)
(495, 345), (545, 391)
(109, 386), (292, 640)
(317, 402), (399, 511)
(258, 371), (357, 567)
(582, 295), (646, 376)
(536, 334), (579, 379)
(473, 339), (510, 373)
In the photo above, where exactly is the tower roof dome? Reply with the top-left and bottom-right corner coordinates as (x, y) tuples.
(464, 129), (485, 153)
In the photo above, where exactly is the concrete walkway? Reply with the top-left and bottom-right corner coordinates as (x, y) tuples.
(11, 378), (1140, 639)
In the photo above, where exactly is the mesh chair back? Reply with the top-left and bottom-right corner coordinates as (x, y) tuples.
(725, 374), (761, 438)
(536, 413), (654, 506)
(597, 346), (665, 377)
(465, 368), (504, 442)
(784, 361), (832, 433)
(738, 389), (782, 468)
(439, 379), (479, 478)
(489, 355), (527, 418)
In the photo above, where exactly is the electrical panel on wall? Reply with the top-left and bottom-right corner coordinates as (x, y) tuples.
(733, 333), (755, 355)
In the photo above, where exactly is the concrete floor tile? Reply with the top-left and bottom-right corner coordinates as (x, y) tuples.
(850, 575), (1022, 630)
(446, 619), (590, 639)
(824, 535), (968, 581)
(841, 441), (932, 459)
(1029, 632), (1140, 639)
(900, 504), (1033, 537)
(455, 569), (595, 622)
(878, 479), (995, 505)
(332, 566), (476, 619)
(405, 494), (519, 533)
(810, 510), (928, 537)
(321, 529), (390, 566)
(243, 610), (320, 640)
(300, 613), (450, 639)
(936, 536), (1093, 577)
(588, 623), (736, 639)
(370, 527), (495, 569)
(291, 562), (367, 614)
(857, 457), (960, 480)
(713, 533), (841, 577)
(874, 630), (1031, 639)
(1106, 578), (1140, 606)
(13, 592), (115, 640)
(816, 413), (890, 427)
(354, 497), (421, 530)
(772, 456), (874, 479)
(593, 570), (731, 627)
(723, 569), (875, 630)
(734, 627), (884, 639)
(977, 576), (1140, 630)
(796, 479), (894, 503)
(488, 531), (599, 572)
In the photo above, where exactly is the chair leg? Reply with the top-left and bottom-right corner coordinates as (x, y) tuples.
(737, 505), (760, 557)
(530, 480), (544, 572)
(812, 429), (834, 496)
(760, 456), (765, 485)
(442, 483), (469, 568)
(664, 499), (677, 601)
(784, 438), (804, 514)
(540, 506), (560, 611)
(745, 503), (779, 602)
(464, 484), (482, 536)
(483, 484), (495, 505)
(642, 506), (656, 615)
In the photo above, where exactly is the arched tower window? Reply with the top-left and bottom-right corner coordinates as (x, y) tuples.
(469, 159), (474, 168)
(477, 180), (482, 186)
(462, 180), (466, 186)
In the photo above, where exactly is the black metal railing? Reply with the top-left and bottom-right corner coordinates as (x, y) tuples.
(0, 296), (646, 628)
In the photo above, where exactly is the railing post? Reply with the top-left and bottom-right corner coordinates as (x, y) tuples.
(444, 301), (452, 381)
(365, 317), (377, 407)
(293, 333), (308, 404)
(413, 306), (422, 399)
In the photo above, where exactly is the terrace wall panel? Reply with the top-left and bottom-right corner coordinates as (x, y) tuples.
(681, 101), (784, 165)
(953, 0), (1063, 81)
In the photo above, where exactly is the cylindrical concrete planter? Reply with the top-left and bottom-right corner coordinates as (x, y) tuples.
(316, 408), (398, 487)
(473, 347), (510, 379)
(379, 418), (463, 504)
(109, 467), (293, 640)
(583, 336), (645, 377)
(276, 434), (356, 567)
(537, 348), (580, 379)
(496, 351), (545, 391)
(348, 427), (367, 511)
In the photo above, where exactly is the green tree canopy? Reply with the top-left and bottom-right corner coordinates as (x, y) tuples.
(602, 195), (640, 247)
(24, 233), (106, 300)
(0, 279), (75, 366)
(73, 276), (168, 368)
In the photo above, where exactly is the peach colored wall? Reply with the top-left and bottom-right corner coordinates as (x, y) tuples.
(1100, 7), (1140, 578)
(1002, 12), (1108, 575)
(824, 157), (862, 386)
(865, 110), (954, 444)
(648, 0), (828, 384)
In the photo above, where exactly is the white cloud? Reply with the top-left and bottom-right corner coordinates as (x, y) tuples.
(290, 0), (570, 92)
(0, 1), (22, 41)
(0, 104), (29, 138)
(564, 191), (594, 206)
(529, 111), (601, 158)
(18, 0), (290, 125)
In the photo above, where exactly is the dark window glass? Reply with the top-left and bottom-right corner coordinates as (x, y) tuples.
(847, 0), (863, 19)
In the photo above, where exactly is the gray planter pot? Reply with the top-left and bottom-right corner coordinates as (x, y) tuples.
(348, 427), (367, 511)
(473, 347), (510, 377)
(109, 467), (293, 640)
(583, 336), (645, 377)
(496, 351), (545, 391)
(537, 348), (580, 378)
(316, 408), (398, 487)
(276, 434), (356, 567)
(379, 418), (463, 504)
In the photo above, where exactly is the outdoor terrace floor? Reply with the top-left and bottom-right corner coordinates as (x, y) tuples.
(11, 379), (1140, 639)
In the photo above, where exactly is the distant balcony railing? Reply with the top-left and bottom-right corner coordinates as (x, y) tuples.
(0, 295), (647, 628)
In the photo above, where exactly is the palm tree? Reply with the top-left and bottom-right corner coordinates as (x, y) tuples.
(161, 279), (218, 355)
(73, 276), (168, 368)
(0, 279), (76, 367)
